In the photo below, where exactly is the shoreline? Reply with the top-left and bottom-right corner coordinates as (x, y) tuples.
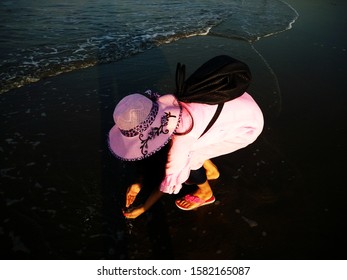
(1, 33), (283, 121)
(0, 0), (299, 97)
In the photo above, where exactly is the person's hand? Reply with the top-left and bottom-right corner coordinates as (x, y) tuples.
(126, 183), (142, 208)
(123, 205), (145, 219)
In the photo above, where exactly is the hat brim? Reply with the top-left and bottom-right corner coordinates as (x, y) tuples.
(108, 94), (181, 161)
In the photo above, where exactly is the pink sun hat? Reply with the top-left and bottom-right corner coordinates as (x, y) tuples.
(108, 90), (182, 161)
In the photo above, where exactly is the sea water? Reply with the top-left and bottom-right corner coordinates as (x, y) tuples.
(0, 0), (298, 95)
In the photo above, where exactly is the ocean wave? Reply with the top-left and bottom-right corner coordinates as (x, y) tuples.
(0, 0), (298, 94)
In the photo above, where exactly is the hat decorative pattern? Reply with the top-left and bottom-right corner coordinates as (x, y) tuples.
(144, 89), (160, 100)
(119, 102), (159, 137)
(139, 111), (177, 157)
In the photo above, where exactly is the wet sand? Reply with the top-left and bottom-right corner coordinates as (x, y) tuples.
(1, 0), (346, 259)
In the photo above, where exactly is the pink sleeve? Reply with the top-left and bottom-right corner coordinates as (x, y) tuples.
(159, 133), (195, 194)
(159, 102), (213, 194)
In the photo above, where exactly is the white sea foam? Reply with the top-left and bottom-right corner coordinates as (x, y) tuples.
(281, 0), (300, 28)
(255, 1), (299, 41)
(0, 0), (299, 94)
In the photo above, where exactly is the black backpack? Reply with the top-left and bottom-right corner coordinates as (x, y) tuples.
(174, 55), (252, 137)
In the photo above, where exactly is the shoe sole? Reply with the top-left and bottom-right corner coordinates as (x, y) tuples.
(176, 195), (216, 211)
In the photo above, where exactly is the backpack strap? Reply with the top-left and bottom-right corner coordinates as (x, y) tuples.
(199, 103), (224, 139)
(175, 63), (186, 97)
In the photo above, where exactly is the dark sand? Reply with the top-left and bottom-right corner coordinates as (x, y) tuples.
(1, 0), (346, 259)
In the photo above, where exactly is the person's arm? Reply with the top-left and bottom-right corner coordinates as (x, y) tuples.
(123, 188), (164, 219)
(159, 133), (195, 194)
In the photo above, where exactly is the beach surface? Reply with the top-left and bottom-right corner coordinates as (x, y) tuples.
(1, 0), (346, 259)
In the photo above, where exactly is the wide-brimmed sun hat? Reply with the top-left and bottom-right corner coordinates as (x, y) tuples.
(108, 90), (182, 161)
